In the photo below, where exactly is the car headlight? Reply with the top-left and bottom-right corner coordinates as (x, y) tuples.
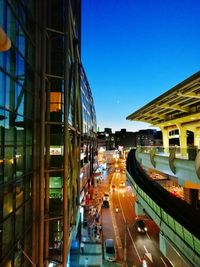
(142, 259), (147, 267)
(144, 227), (147, 231)
(138, 227), (141, 232)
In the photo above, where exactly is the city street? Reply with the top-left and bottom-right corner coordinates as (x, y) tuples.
(100, 169), (173, 267)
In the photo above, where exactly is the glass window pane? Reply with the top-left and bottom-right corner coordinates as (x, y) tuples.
(26, 91), (33, 118)
(0, 0), (4, 25)
(25, 175), (31, 200)
(5, 75), (15, 111)
(15, 52), (25, 83)
(2, 215), (14, 255)
(15, 206), (23, 239)
(15, 83), (24, 115)
(16, 126), (24, 176)
(16, 182), (24, 208)
(25, 200), (31, 226)
(0, 71), (5, 106)
(3, 191), (13, 218)
(4, 147), (14, 182)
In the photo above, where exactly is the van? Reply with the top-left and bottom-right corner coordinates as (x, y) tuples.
(104, 238), (116, 262)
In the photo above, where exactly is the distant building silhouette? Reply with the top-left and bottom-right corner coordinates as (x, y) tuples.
(115, 129), (136, 149)
(97, 128), (115, 150)
(136, 129), (162, 146)
(97, 128), (163, 151)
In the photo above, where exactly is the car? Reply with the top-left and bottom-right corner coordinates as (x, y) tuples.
(119, 181), (125, 187)
(103, 192), (110, 201)
(135, 220), (148, 233)
(104, 238), (116, 262)
(102, 200), (109, 208)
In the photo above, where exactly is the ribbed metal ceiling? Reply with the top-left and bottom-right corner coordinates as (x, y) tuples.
(126, 71), (200, 127)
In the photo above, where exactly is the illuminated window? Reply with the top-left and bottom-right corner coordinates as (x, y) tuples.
(50, 92), (62, 112)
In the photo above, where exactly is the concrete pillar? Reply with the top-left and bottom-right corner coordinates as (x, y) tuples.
(194, 128), (200, 148)
(177, 125), (187, 156)
(161, 128), (169, 154)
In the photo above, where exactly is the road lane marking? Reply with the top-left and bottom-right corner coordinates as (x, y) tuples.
(146, 232), (151, 239)
(160, 257), (168, 266)
(127, 227), (142, 262)
(118, 191), (142, 262)
(143, 245), (148, 253)
(116, 236), (122, 248)
(110, 201), (124, 259)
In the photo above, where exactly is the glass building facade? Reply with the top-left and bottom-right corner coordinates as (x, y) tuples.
(0, 0), (97, 266)
(80, 66), (97, 191)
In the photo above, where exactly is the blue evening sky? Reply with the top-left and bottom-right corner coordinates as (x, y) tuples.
(81, 0), (200, 133)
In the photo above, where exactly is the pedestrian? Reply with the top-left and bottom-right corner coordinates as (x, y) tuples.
(85, 257), (89, 267)
(80, 241), (84, 253)
(97, 213), (100, 222)
(96, 233), (100, 241)
(98, 223), (102, 233)
(54, 237), (58, 249)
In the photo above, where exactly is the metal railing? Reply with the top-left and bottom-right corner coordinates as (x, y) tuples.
(126, 148), (200, 266)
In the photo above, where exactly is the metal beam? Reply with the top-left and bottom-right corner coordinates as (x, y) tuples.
(159, 104), (189, 112)
(177, 92), (200, 99)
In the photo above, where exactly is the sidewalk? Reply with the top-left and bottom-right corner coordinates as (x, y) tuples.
(79, 181), (104, 267)
(79, 224), (102, 267)
(79, 173), (123, 267)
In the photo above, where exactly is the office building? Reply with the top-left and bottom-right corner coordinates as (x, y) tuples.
(0, 1), (97, 266)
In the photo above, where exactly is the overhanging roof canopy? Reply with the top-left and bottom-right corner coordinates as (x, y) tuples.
(126, 71), (200, 128)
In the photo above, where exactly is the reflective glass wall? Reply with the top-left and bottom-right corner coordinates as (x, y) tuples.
(0, 0), (34, 266)
(80, 66), (97, 192)
(0, 0), (98, 266)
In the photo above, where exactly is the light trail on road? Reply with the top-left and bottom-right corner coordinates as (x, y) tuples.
(117, 187), (142, 262)
(110, 197), (124, 259)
